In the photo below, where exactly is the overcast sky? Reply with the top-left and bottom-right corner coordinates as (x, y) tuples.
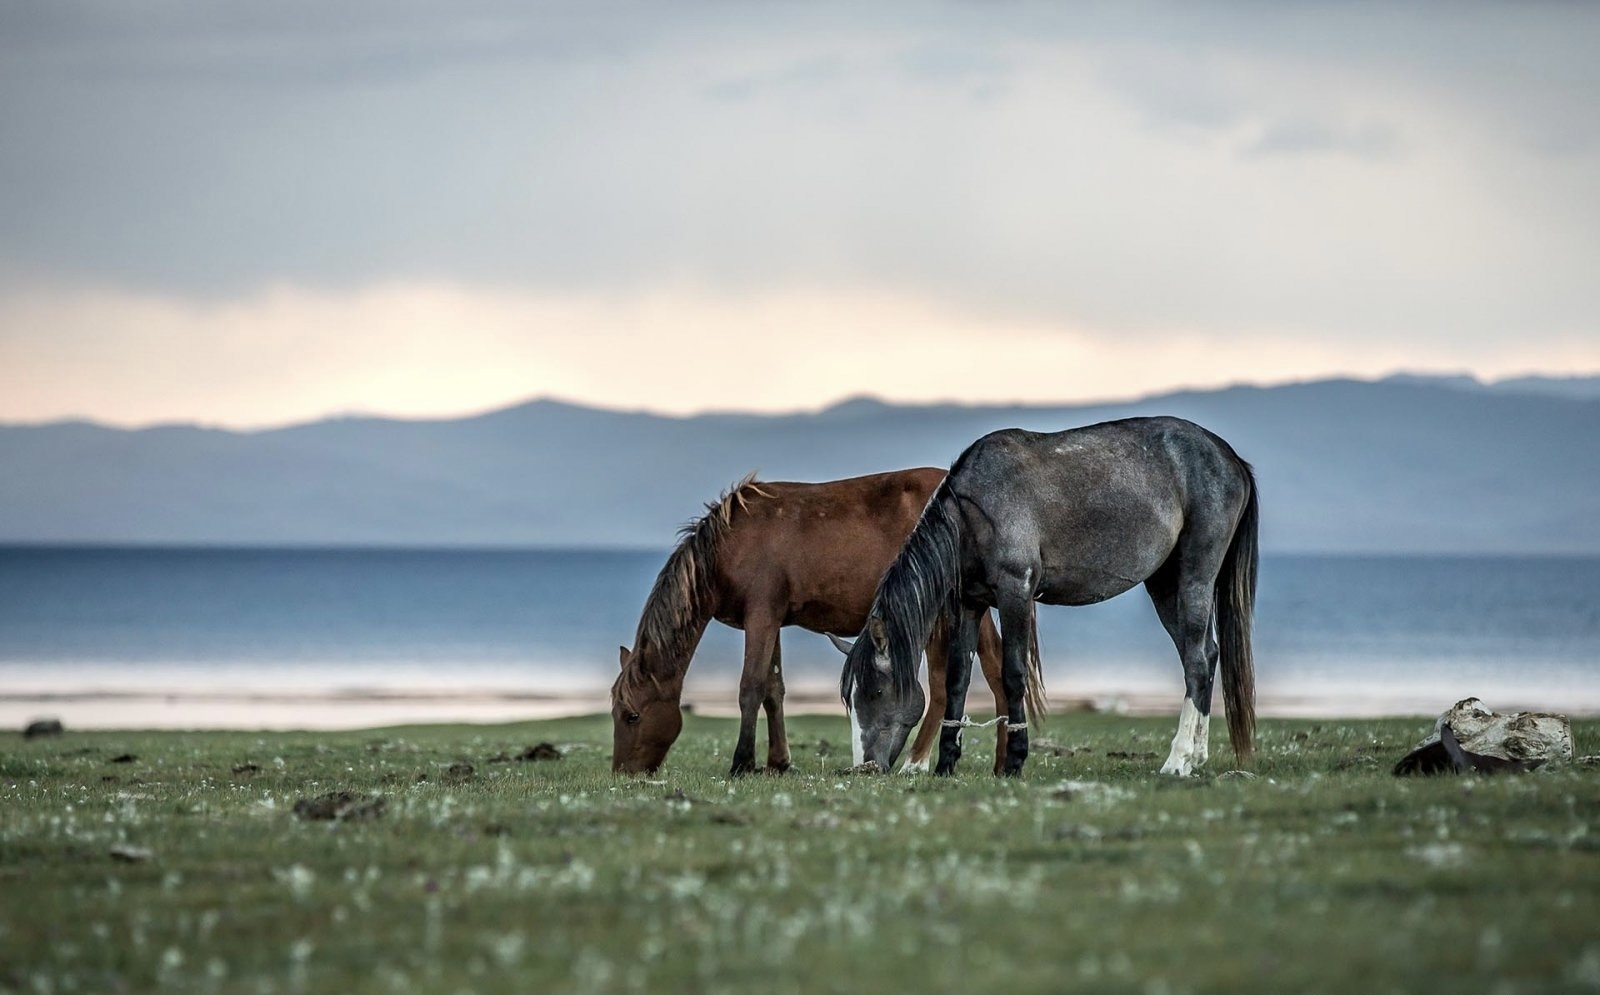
(1, 2), (1597, 427)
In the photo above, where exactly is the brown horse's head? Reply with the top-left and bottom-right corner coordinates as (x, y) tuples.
(611, 644), (684, 774)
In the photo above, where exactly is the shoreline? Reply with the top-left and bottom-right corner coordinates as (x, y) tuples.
(6, 682), (1597, 731)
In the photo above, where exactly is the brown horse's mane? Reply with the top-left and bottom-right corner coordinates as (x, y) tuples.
(616, 473), (772, 699)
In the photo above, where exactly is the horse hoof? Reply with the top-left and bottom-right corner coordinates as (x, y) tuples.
(762, 762), (790, 776)
(729, 761), (757, 777)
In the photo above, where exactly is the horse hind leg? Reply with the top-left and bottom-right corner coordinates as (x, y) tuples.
(1147, 560), (1221, 777)
(761, 637), (790, 773)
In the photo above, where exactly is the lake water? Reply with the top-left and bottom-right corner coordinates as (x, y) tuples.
(2, 547), (1597, 727)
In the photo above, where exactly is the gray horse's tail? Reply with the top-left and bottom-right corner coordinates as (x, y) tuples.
(1216, 463), (1259, 762)
(841, 484), (963, 705)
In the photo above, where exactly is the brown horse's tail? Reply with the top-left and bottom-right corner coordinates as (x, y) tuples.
(1025, 610), (1048, 726)
(1215, 463), (1258, 763)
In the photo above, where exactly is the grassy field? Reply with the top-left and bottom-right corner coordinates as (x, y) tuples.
(3, 712), (1599, 995)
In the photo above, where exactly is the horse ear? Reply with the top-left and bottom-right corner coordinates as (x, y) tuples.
(867, 617), (887, 648)
(618, 645), (630, 668)
(826, 633), (854, 656)
(867, 617), (892, 674)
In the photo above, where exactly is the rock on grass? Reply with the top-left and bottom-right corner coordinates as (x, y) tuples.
(23, 718), (64, 739)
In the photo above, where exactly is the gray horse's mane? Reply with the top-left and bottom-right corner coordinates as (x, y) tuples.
(840, 479), (962, 704)
(626, 472), (770, 681)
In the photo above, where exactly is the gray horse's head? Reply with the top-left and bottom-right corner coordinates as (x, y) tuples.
(832, 620), (924, 771)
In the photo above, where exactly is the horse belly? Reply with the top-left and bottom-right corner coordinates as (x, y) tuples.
(786, 601), (868, 636)
(1036, 568), (1144, 607)
(1036, 529), (1174, 606)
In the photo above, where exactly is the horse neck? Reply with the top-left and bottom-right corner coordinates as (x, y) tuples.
(636, 608), (712, 683)
(632, 568), (720, 684)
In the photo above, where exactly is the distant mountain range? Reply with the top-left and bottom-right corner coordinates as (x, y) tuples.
(2, 374), (1596, 554)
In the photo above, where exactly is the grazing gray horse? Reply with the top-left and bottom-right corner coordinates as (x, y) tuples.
(840, 416), (1258, 777)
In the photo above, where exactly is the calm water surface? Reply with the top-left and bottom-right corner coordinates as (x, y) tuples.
(2, 547), (1597, 713)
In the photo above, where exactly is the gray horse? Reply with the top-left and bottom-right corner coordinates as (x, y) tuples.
(840, 416), (1258, 777)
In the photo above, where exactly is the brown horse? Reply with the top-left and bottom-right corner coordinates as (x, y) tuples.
(611, 469), (1027, 776)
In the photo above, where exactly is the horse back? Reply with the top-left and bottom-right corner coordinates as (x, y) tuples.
(713, 468), (945, 632)
(950, 418), (1249, 604)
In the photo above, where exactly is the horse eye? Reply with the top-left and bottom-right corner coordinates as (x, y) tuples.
(625, 712), (642, 725)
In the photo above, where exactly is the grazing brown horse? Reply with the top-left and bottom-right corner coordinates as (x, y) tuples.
(611, 469), (1030, 776)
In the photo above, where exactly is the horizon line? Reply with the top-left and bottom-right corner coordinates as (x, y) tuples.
(4, 367), (1596, 434)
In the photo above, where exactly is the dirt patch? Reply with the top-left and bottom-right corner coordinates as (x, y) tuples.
(517, 743), (563, 762)
(292, 792), (387, 822)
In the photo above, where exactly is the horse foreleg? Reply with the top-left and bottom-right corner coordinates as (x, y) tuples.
(936, 609), (980, 776)
(903, 619), (950, 774)
(995, 592), (1036, 777)
(761, 638), (790, 773)
(730, 617), (779, 777)
(975, 610), (1009, 775)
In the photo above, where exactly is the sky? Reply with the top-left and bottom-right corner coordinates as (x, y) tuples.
(1, 1), (1597, 428)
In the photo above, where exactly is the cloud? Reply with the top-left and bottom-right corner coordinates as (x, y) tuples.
(4, 278), (1596, 429)
(0, 2), (1596, 425)
(1244, 118), (1400, 160)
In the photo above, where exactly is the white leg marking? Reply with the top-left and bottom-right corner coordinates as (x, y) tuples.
(1194, 711), (1211, 769)
(848, 706), (864, 767)
(1160, 699), (1203, 776)
(899, 757), (930, 774)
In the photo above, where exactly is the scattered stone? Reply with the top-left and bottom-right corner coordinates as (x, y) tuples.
(292, 792), (387, 822)
(23, 719), (64, 739)
(109, 753), (137, 764)
(1217, 769), (1259, 781)
(1292, 731), (1311, 741)
(1396, 723), (1547, 776)
(710, 811), (750, 826)
(445, 763), (475, 782)
(109, 845), (153, 863)
(231, 763), (260, 775)
(1105, 751), (1157, 761)
(1395, 699), (1571, 776)
(485, 752), (512, 763)
(517, 743), (562, 762)
(1575, 755), (1600, 766)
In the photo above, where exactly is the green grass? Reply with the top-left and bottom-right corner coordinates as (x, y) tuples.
(3, 713), (1599, 995)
